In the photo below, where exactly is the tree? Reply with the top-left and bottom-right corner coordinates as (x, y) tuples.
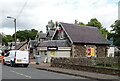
(87, 18), (102, 30)
(110, 20), (120, 46)
(29, 29), (38, 40)
(2, 36), (8, 46)
(100, 28), (109, 38)
(6, 35), (14, 42)
(13, 29), (38, 42)
(87, 18), (109, 38)
(79, 22), (85, 25)
(74, 20), (85, 25)
(2, 35), (13, 46)
(55, 21), (59, 27)
(46, 20), (58, 32)
(75, 20), (79, 24)
(48, 20), (55, 30)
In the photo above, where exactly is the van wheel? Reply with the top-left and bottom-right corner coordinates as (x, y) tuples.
(10, 61), (15, 67)
(24, 64), (29, 67)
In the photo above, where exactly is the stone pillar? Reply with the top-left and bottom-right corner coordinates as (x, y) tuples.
(71, 44), (75, 57)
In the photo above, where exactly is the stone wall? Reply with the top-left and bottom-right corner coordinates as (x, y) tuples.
(96, 45), (108, 57)
(51, 57), (120, 76)
(72, 44), (86, 57)
(72, 44), (108, 58)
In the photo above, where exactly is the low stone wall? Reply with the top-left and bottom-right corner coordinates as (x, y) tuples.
(51, 57), (120, 76)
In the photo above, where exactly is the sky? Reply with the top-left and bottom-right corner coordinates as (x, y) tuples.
(0, 0), (119, 35)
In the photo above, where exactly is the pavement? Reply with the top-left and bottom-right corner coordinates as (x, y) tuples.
(29, 60), (120, 81)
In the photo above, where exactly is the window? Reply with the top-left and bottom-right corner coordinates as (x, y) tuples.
(41, 51), (44, 56)
(40, 51), (47, 56)
(60, 31), (64, 39)
(5, 52), (10, 57)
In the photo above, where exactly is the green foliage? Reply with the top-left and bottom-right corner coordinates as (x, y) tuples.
(29, 29), (38, 40)
(87, 18), (109, 37)
(87, 18), (102, 30)
(75, 20), (85, 25)
(13, 29), (38, 42)
(2, 37), (8, 46)
(79, 22), (85, 25)
(75, 18), (109, 38)
(100, 28), (109, 37)
(46, 20), (58, 31)
(2, 35), (13, 46)
(75, 20), (79, 24)
(110, 20), (120, 46)
(6, 35), (14, 42)
(1, 29), (38, 46)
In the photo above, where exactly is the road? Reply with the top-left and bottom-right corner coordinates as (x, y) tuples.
(1, 64), (96, 80)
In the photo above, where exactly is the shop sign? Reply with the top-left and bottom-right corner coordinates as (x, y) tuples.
(47, 46), (58, 51)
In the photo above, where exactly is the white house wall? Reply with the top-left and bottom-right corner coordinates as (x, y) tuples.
(37, 47), (71, 63)
(55, 51), (70, 57)
(107, 47), (115, 57)
(47, 50), (70, 62)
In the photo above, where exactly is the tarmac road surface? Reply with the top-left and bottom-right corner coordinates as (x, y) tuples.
(2, 64), (96, 81)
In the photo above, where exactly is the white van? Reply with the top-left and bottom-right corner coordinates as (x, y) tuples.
(4, 50), (29, 67)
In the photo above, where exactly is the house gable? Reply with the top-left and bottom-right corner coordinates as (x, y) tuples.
(52, 25), (72, 44)
(15, 41), (28, 51)
(52, 22), (109, 45)
(46, 30), (55, 40)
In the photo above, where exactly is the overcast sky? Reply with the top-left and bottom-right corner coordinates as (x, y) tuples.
(0, 0), (119, 35)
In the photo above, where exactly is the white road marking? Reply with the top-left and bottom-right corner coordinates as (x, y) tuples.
(11, 70), (32, 79)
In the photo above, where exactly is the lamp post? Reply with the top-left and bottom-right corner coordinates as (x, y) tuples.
(7, 16), (17, 48)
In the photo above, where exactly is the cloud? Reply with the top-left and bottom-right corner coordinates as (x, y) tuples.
(0, 0), (119, 35)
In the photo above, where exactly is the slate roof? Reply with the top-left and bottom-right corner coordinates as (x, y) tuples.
(29, 40), (38, 48)
(37, 32), (47, 39)
(57, 22), (109, 45)
(38, 40), (70, 47)
(46, 30), (55, 37)
(15, 41), (28, 50)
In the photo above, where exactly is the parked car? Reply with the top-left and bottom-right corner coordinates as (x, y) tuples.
(4, 50), (29, 67)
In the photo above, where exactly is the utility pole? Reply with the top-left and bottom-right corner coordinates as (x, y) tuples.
(7, 16), (17, 48)
(14, 18), (16, 48)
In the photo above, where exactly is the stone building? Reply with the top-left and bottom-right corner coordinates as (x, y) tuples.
(35, 31), (47, 43)
(52, 22), (109, 57)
